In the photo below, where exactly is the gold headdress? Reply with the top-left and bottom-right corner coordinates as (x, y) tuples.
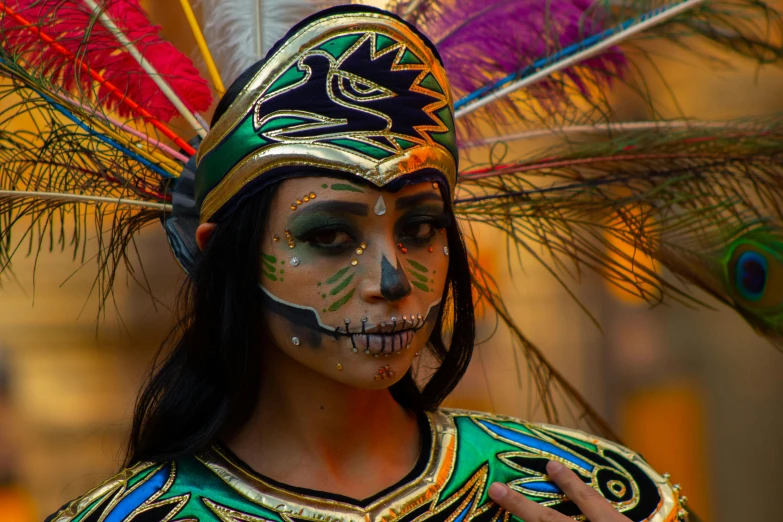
(195, 7), (457, 223)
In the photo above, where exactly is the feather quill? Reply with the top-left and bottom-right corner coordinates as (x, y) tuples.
(196, 0), (349, 87)
(0, 0), (212, 125)
(0, 190), (169, 210)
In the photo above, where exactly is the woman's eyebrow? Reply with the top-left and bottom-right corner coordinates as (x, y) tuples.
(395, 192), (443, 210)
(291, 200), (369, 217)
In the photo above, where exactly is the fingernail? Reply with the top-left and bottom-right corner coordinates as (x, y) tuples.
(489, 482), (508, 500)
(547, 460), (565, 474)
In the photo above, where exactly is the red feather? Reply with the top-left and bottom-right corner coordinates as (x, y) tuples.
(0, 0), (212, 122)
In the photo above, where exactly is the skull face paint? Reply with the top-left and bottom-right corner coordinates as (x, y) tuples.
(259, 176), (450, 388)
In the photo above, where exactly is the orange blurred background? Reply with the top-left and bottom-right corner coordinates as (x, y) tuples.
(1, 2), (782, 521)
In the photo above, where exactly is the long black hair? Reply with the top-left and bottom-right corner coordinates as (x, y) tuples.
(125, 59), (475, 467)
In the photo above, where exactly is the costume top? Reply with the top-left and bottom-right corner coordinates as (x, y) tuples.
(46, 410), (687, 522)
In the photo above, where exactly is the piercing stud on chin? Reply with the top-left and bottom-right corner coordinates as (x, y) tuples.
(336, 363), (343, 371)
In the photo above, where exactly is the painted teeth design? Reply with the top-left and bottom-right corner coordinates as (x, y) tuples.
(351, 330), (415, 356)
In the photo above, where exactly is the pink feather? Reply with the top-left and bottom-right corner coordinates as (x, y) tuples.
(0, 0), (212, 122)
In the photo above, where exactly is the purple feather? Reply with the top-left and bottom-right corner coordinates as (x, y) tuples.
(416, 0), (628, 103)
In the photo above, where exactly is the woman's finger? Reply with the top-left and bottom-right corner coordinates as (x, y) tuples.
(488, 482), (572, 522)
(545, 461), (630, 521)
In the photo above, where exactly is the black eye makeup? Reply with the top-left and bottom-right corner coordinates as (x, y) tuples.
(397, 207), (450, 246)
(290, 215), (360, 254)
(285, 199), (449, 254)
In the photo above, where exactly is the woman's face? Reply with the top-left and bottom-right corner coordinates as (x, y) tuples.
(259, 175), (450, 388)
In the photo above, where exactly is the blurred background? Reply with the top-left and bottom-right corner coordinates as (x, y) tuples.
(1, 1), (782, 521)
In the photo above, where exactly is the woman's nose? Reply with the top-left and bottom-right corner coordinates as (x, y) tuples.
(380, 255), (412, 301)
(359, 251), (413, 303)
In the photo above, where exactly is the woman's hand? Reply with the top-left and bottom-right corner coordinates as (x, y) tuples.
(488, 461), (632, 522)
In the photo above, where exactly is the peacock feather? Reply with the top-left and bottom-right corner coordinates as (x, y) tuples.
(456, 116), (783, 343)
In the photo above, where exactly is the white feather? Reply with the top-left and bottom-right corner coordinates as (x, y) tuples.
(197, 0), (354, 87)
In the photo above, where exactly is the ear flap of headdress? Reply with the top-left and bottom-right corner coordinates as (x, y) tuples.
(163, 140), (201, 274)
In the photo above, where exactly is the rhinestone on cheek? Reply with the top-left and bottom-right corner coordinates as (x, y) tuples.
(291, 337), (300, 346)
(290, 257), (300, 267)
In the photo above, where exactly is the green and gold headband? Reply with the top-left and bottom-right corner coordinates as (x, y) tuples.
(194, 6), (457, 223)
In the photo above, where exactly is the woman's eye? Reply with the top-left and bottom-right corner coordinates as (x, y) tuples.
(401, 222), (434, 241)
(307, 230), (353, 248)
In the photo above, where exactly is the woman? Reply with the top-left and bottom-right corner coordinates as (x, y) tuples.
(46, 6), (686, 522)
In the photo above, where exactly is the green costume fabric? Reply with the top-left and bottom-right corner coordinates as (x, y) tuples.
(46, 410), (685, 522)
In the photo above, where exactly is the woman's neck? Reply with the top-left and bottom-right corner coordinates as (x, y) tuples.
(222, 343), (422, 499)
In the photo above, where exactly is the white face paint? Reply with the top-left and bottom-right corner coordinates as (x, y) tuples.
(258, 176), (450, 388)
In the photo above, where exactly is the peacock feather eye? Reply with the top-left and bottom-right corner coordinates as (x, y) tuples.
(724, 232), (783, 312)
(734, 251), (768, 301)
